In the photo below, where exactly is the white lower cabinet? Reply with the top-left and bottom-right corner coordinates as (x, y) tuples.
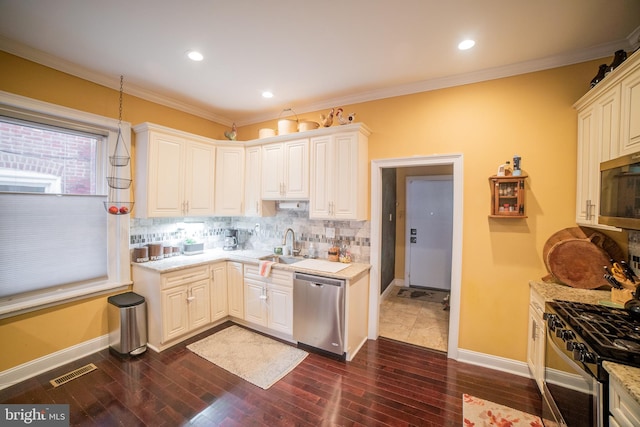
(527, 286), (546, 392)
(210, 261), (228, 321)
(227, 261), (244, 319)
(609, 374), (640, 427)
(133, 264), (212, 351)
(162, 279), (210, 342)
(243, 265), (293, 335)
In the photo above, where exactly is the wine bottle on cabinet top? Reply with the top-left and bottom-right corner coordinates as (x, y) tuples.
(605, 50), (627, 76)
(590, 64), (608, 88)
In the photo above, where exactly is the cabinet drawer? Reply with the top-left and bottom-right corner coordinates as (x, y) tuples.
(161, 265), (210, 289)
(244, 265), (293, 287)
(609, 375), (640, 427)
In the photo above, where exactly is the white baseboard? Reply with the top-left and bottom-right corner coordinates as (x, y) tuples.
(0, 334), (109, 390)
(456, 348), (532, 379)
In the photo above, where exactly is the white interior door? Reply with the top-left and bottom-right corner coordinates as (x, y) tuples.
(405, 176), (453, 290)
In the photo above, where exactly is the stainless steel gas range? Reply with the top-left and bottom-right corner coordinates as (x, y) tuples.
(543, 300), (640, 427)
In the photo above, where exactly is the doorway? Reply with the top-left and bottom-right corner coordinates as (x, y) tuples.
(369, 154), (463, 360)
(405, 176), (453, 290)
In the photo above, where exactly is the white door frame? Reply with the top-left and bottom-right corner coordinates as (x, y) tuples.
(369, 154), (463, 360)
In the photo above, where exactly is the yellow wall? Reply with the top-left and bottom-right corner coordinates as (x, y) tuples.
(0, 50), (627, 370)
(242, 59), (626, 361)
(0, 52), (231, 371)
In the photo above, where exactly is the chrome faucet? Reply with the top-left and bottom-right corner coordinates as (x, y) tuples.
(282, 228), (299, 255)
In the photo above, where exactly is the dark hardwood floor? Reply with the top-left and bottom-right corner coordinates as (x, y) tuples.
(1, 322), (542, 426)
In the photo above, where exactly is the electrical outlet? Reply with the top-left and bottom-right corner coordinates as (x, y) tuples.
(325, 227), (335, 239)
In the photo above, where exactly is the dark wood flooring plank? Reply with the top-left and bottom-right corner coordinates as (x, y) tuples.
(0, 325), (542, 426)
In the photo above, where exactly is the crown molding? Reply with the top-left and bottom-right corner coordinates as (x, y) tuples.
(0, 36), (234, 126)
(3, 28), (638, 128)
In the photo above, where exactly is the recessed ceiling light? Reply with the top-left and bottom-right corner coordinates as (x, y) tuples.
(458, 39), (475, 50)
(187, 51), (204, 61)
(262, 91), (274, 99)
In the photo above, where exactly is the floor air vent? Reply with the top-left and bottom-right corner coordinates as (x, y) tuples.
(49, 363), (97, 388)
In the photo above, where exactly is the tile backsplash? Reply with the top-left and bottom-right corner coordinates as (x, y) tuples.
(130, 202), (371, 263)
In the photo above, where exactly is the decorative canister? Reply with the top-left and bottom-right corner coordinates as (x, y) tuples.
(278, 119), (297, 135)
(328, 245), (340, 262)
(133, 247), (149, 263)
(259, 128), (276, 138)
(163, 246), (173, 257)
(147, 243), (163, 261)
(298, 121), (319, 132)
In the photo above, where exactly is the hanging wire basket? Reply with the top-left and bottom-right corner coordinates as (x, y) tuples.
(104, 75), (134, 216)
(107, 176), (132, 189)
(104, 201), (135, 215)
(109, 128), (130, 166)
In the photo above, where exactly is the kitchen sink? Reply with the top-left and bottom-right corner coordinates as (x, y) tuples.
(262, 255), (303, 264)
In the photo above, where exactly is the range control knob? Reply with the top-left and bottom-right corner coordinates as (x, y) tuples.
(582, 351), (596, 364)
(558, 329), (575, 341)
(572, 343), (586, 360)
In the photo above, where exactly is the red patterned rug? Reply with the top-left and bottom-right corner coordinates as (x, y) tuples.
(462, 394), (543, 427)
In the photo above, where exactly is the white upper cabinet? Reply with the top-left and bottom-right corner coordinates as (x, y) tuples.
(573, 50), (639, 228)
(244, 146), (276, 217)
(261, 139), (309, 200)
(619, 67), (640, 156)
(134, 123), (216, 218)
(215, 145), (245, 216)
(309, 125), (369, 220)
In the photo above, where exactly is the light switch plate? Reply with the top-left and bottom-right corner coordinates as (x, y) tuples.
(325, 227), (335, 239)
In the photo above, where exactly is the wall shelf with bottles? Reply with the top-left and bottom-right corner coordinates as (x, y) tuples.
(489, 175), (527, 218)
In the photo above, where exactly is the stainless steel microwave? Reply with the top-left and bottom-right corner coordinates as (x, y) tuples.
(599, 152), (640, 229)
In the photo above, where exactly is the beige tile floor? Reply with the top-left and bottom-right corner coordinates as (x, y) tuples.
(379, 286), (450, 352)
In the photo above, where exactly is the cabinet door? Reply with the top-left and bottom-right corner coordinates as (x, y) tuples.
(261, 143), (285, 199)
(620, 70), (640, 156)
(333, 133), (360, 219)
(598, 85), (621, 162)
(215, 146), (244, 215)
(309, 135), (333, 218)
(526, 306), (544, 391)
(244, 279), (267, 326)
(227, 262), (244, 318)
(210, 262), (228, 321)
(267, 283), (293, 335)
(283, 139), (309, 199)
(162, 286), (189, 342)
(184, 140), (216, 216)
(148, 132), (185, 217)
(576, 106), (600, 225)
(188, 280), (211, 330)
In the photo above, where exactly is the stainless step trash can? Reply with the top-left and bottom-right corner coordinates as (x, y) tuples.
(107, 292), (147, 356)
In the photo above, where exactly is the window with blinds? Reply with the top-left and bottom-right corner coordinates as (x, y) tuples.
(0, 93), (131, 317)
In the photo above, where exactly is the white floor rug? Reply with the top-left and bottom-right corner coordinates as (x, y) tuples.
(187, 325), (308, 389)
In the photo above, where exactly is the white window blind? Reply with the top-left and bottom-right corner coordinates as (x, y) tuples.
(0, 91), (131, 317)
(0, 193), (107, 298)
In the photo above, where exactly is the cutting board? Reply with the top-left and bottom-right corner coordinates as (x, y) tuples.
(546, 238), (612, 289)
(293, 259), (351, 274)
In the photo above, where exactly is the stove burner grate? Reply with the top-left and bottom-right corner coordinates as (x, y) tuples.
(550, 300), (640, 366)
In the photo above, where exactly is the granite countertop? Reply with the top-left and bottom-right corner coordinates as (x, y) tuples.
(529, 280), (612, 305)
(530, 280), (640, 407)
(603, 361), (640, 407)
(131, 248), (371, 281)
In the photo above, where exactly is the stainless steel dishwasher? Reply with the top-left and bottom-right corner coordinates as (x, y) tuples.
(293, 272), (345, 356)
